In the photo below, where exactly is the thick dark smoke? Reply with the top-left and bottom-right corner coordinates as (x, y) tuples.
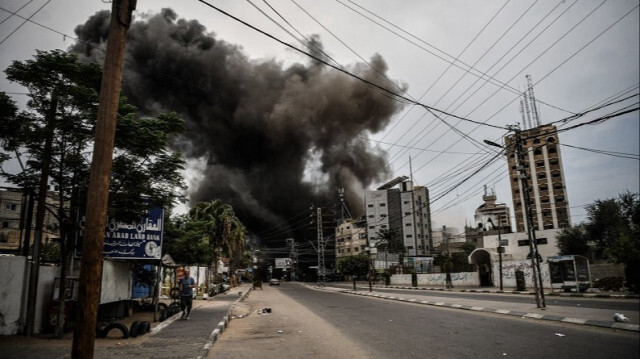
(70, 9), (405, 244)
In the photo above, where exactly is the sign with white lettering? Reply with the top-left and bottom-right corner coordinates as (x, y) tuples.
(75, 207), (164, 259)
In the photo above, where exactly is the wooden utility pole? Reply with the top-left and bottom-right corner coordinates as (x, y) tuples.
(71, 0), (135, 357)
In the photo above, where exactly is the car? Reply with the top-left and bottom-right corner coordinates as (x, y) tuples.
(269, 279), (280, 286)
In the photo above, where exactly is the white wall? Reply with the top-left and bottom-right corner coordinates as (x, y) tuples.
(390, 272), (480, 287)
(0, 256), (61, 335)
(0, 256), (26, 335)
(493, 259), (552, 289)
(100, 260), (132, 304)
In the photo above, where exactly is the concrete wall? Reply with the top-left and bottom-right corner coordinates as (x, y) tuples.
(0, 256), (26, 335)
(494, 259), (552, 289)
(417, 272), (479, 287)
(390, 272), (480, 287)
(0, 256), (60, 335)
(589, 263), (625, 280)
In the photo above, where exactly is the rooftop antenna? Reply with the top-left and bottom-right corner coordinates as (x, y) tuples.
(526, 74), (542, 127)
(522, 86), (533, 130)
(519, 95), (527, 130)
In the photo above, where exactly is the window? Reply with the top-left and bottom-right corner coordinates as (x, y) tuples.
(368, 204), (374, 207)
(381, 225), (387, 228)
(369, 226), (375, 229)
(404, 201), (410, 204)
(405, 223), (412, 227)
(404, 212), (411, 216)
(406, 234), (413, 238)
(380, 203), (386, 207)
(5, 204), (16, 211)
(407, 246), (413, 249)
(381, 214), (387, 218)
(2, 221), (9, 228)
(368, 215), (374, 218)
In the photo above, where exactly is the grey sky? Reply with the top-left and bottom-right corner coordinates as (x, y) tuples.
(1, 0), (638, 234)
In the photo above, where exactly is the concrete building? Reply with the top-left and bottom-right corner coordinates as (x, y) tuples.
(0, 187), (60, 252)
(335, 218), (367, 259)
(365, 176), (433, 257)
(473, 186), (512, 232)
(505, 124), (571, 232)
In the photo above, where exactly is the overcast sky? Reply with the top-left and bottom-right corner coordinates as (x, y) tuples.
(1, 0), (638, 235)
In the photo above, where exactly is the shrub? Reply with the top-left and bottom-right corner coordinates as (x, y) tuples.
(594, 277), (626, 292)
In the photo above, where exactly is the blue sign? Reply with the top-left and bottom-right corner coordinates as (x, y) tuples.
(76, 207), (164, 260)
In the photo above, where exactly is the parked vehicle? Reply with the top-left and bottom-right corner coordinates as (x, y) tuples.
(269, 279), (280, 286)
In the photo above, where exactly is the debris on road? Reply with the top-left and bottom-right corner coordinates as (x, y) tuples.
(555, 333), (565, 337)
(613, 313), (630, 322)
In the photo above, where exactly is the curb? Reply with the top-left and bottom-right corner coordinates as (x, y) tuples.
(323, 287), (640, 332)
(378, 285), (640, 299)
(196, 287), (252, 359)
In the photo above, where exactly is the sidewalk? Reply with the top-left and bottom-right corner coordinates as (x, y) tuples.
(0, 284), (253, 359)
(318, 284), (640, 332)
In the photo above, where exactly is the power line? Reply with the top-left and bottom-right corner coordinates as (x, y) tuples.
(0, 0), (51, 47)
(196, 0), (507, 131)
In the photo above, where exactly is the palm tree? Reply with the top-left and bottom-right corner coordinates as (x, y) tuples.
(188, 200), (246, 287)
(375, 228), (405, 272)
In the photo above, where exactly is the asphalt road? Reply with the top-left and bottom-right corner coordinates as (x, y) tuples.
(271, 283), (639, 358)
(330, 283), (640, 312)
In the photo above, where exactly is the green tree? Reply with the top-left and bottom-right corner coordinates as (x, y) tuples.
(555, 225), (590, 257)
(583, 191), (640, 292)
(0, 50), (187, 244)
(337, 253), (370, 290)
(375, 228), (405, 271)
(188, 200), (247, 286)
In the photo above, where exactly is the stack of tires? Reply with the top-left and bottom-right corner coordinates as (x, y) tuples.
(97, 320), (151, 339)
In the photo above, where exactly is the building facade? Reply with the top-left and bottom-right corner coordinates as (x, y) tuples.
(0, 187), (61, 252)
(505, 124), (571, 232)
(365, 177), (433, 257)
(335, 218), (367, 259)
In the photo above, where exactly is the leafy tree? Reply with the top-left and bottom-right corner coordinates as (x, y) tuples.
(188, 200), (247, 286)
(375, 228), (405, 270)
(555, 225), (590, 257)
(337, 253), (370, 290)
(461, 242), (476, 255)
(582, 191), (640, 292)
(0, 50), (187, 253)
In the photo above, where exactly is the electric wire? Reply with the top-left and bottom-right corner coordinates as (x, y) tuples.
(0, 0), (51, 47)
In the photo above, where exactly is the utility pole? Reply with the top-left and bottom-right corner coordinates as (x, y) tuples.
(317, 207), (326, 286)
(72, 0), (136, 357)
(509, 124), (546, 309)
(497, 214), (503, 291)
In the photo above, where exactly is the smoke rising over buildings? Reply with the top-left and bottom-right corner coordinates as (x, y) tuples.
(70, 8), (405, 240)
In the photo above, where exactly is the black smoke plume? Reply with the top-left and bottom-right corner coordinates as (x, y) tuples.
(70, 8), (405, 245)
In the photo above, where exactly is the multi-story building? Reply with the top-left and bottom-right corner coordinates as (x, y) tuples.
(0, 187), (61, 252)
(473, 186), (512, 232)
(505, 124), (571, 232)
(335, 218), (367, 259)
(365, 176), (432, 257)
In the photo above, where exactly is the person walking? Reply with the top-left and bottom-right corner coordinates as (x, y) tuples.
(179, 267), (196, 320)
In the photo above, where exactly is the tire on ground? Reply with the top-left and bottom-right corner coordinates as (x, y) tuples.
(129, 321), (141, 338)
(101, 322), (130, 339)
(140, 321), (151, 335)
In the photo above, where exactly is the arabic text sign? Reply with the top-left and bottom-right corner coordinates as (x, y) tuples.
(76, 207), (164, 259)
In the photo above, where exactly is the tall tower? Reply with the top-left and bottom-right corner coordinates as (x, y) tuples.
(365, 177), (433, 257)
(505, 124), (571, 232)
